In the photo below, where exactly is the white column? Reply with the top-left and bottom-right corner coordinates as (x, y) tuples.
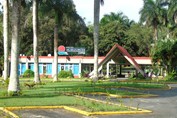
(79, 60), (82, 78)
(106, 62), (109, 78)
(52, 59), (54, 77)
(26, 59), (28, 70)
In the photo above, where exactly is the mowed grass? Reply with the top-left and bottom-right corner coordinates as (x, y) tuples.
(0, 77), (167, 111)
(0, 81), (131, 112)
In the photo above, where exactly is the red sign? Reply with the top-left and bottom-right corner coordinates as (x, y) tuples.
(58, 45), (65, 52)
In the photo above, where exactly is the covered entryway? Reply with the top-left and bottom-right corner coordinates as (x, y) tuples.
(89, 43), (145, 78)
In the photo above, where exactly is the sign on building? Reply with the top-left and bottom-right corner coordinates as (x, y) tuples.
(66, 47), (85, 54)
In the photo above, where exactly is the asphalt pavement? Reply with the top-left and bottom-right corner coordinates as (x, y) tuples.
(13, 84), (177, 118)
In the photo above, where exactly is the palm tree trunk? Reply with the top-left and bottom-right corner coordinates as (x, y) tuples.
(53, 24), (58, 82)
(3, 0), (9, 81)
(154, 25), (158, 40)
(8, 0), (21, 93)
(33, 0), (40, 83)
(93, 0), (100, 81)
(174, 13), (177, 24)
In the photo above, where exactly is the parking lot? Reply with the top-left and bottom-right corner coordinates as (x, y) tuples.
(12, 84), (177, 118)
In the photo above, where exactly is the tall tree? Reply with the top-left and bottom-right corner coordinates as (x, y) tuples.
(93, 0), (104, 81)
(100, 12), (131, 26)
(40, 0), (74, 82)
(33, 0), (40, 83)
(3, 0), (9, 81)
(8, 0), (21, 94)
(139, 0), (163, 41)
(167, 0), (177, 24)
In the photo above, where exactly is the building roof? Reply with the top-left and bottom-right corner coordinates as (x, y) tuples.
(89, 43), (145, 77)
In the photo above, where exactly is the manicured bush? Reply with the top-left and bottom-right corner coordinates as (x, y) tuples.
(23, 69), (34, 78)
(58, 70), (74, 78)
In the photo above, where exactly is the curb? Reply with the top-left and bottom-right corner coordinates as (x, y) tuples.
(109, 93), (158, 98)
(3, 104), (152, 117)
(0, 107), (19, 118)
(2, 102), (152, 118)
(75, 95), (152, 114)
(101, 84), (171, 91)
(1, 95), (153, 117)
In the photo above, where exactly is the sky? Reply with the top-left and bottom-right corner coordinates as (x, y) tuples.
(73, 0), (144, 24)
(0, 0), (144, 23)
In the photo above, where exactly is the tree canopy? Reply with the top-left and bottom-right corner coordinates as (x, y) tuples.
(1, 0), (177, 75)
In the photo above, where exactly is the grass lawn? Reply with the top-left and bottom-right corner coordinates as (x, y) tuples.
(0, 77), (167, 112)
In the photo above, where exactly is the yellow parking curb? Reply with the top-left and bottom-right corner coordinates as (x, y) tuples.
(5, 106), (91, 117)
(64, 106), (90, 116)
(0, 107), (19, 118)
(84, 92), (158, 98)
(109, 93), (158, 98)
(2, 104), (152, 117)
(2, 95), (152, 117)
(75, 96), (152, 114)
(6, 106), (64, 110)
(89, 110), (152, 115)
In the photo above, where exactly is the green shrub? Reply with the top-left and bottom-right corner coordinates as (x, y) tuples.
(128, 73), (146, 80)
(1, 79), (9, 87)
(58, 70), (74, 78)
(136, 73), (145, 79)
(80, 69), (89, 78)
(164, 71), (177, 81)
(23, 69), (34, 78)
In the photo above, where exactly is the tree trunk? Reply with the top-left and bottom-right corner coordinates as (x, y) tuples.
(8, 0), (21, 93)
(3, 0), (9, 81)
(154, 25), (158, 41)
(93, 0), (100, 81)
(33, 0), (40, 83)
(53, 24), (58, 82)
(174, 13), (177, 24)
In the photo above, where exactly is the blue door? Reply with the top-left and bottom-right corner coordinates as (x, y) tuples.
(65, 64), (69, 71)
(18, 64), (20, 75)
(21, 63), (26, 74)
(73, 64), (79, 76)
(39, 64), (43, 74)
(46, 63), (52, 75)
(29, 63), (34, 71)
(58, 64), (61, 73)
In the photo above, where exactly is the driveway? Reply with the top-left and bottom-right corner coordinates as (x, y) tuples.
(13, 84), (177, 118)
(96, 84), (177, 118)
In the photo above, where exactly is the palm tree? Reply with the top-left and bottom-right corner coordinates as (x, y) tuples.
(8, 0), (21, 93)
(157, 0), (177, 38)
(40, 0), (74, 82)
(139, 0), (163, 41)
(3, 0), (9, 81)
(100, 12), (134, 27)
(100, 12), (128, 25)
(33, 0), (40, 83)
(93, 0), (104, 81)
(168, 0), (177, 24)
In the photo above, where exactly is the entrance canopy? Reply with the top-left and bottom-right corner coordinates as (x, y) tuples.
(89, 43), (145, 77)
